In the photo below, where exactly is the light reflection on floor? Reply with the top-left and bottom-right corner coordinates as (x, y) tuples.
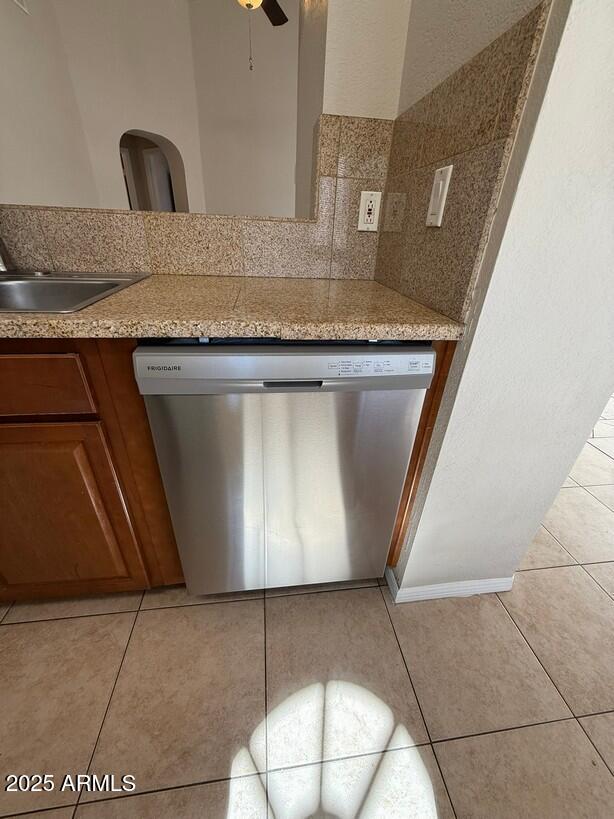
(226, 680), (438, 818)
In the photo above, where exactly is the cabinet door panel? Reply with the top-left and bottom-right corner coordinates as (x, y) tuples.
(0, 422), (148, 597)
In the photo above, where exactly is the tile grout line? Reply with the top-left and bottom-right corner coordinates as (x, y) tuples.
(264, 581), (379, 599)
(140, 212), (155, 275)
(560, 482), (613, 492)
(576, 717), (614, 777)
(231, 279), (243, 309)
(71, 609), (141, 817)
(586, 439), (614, 463)
(377, 586), (434, 740)
(7, 563), (612, 812)
(0, 601), (14, 624)
(326, 117), (343, 280)
(373, 117), (394, 293)
(0, 583), (382, 628)
(582, 484), (614, 511)
(577, 563), (614, 603)
(0, 721), (545, 819)
(10, 713), (609, 814)
(2, 803), (79, 819)
(352, 733), (400, 818)
(516, 562), (575, 573)
(490, 62), (514, 147)
(230, 742), (430, 776)
(68, 774), (264, 815)
(585, 485), (614, 514)
(540, 521), (580, 564)
(3, 743), (442, 818)
(495, 589), (614, 778)
(237, 211), (246, 278)
(263, 591), (269, 801)
(431, 715), (577, 746)
(494, 591), (575, 714)
(414, 134), (509, 175)
(0, 606), (143, 627)
(32, 207), (56, 272)
(542, 481), (614, 565)
(377, 585), (458, 818)
(575, 706), (614, 720)
(328, 175), (337, 280)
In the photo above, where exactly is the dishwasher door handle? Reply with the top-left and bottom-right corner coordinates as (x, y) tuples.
(245, 376), (422, 393)
(262, 380), (323, 391)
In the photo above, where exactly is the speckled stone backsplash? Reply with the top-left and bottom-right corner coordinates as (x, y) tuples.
(1, 2), (548, 316)
(375, 1), (551, 322)
(0, 115), (392, 281)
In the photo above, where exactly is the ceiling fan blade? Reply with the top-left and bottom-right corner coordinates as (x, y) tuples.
(261, 0), (288, 26)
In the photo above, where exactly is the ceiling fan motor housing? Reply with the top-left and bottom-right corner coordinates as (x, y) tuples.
(236, 0), (288, 26)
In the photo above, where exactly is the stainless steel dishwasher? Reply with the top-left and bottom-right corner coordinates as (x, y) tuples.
(134, 341), (435, 594)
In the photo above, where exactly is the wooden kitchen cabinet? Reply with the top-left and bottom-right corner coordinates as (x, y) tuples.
(0, 353), (96, 417)
(0, 422), (148, 597)
(0, 340), (183, 602)
(0, 335), (455, 599)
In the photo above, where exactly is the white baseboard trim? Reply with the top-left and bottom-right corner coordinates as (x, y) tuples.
(385, 566), (514, 603)
(384, 565), (401, 599)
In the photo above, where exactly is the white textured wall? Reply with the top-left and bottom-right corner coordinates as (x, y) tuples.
(398, 0), (614, 592)
(190, 0), (299, 218)
(51, 0), (207, 212)
(1, 0), (299, 216)
(398, 0), (541, 112)
(323, 0), (411, 119)
(295, 0), (328, 217)
(0, 1), (98, 207)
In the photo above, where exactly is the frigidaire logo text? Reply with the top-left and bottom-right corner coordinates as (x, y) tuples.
(147, 365), (181, 371)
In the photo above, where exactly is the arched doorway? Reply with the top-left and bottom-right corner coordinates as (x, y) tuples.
(119, 130), (189, 212)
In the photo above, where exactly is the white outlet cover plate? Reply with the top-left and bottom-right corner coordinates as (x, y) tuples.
(358, 191), (382, 232)
(426, 165), (453, 227)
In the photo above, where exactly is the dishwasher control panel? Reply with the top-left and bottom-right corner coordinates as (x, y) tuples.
(328, 354), (432, 377)
(134, 345), (436, 394)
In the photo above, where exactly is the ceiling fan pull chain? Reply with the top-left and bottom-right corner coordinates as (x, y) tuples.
(248, 15), (254, 71)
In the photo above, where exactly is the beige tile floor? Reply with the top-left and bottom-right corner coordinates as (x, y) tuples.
(2, 398), (614, 817)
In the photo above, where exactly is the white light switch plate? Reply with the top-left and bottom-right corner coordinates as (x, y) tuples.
(426, 165), (453, 227)
(358, 191), (382, 231)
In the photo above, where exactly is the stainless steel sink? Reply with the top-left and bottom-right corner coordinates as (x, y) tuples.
(0, 272), (149, 313)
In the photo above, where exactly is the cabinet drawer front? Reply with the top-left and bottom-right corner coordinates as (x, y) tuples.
(0, 354), (96, 417)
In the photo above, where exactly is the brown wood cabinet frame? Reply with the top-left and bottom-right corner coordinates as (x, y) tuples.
(387, 340), (456, 566)
(0, 339), (182, 599)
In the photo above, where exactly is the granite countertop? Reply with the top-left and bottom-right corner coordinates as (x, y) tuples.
(0, 274), (463, 341)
